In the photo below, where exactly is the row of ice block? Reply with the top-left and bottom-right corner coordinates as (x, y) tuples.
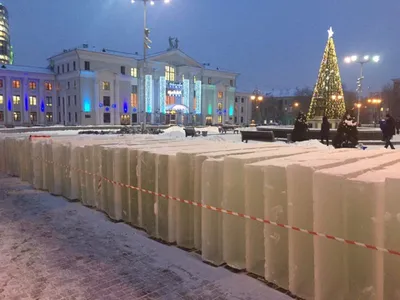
(1, 134), (400, 300)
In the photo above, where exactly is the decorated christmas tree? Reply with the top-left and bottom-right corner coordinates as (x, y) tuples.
(307, 27), (346, 120)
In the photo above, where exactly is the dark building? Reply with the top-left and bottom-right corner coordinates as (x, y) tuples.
(0, 4), (12, 64)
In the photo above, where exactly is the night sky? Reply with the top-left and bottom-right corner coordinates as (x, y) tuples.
(4, 0), (400, 94)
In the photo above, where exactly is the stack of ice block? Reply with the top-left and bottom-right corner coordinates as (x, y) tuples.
(2, 132), (400, 300)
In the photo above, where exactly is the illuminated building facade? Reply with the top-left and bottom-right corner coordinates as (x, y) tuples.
(0, 45), (238, 126)
(0, 65), (56, 126)
(0, 4), (12, 64)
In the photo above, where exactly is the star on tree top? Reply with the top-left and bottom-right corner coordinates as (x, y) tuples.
(328, 26), (334, 38)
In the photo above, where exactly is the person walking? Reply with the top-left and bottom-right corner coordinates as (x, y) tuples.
(320, 116), (330, 146)
(382, 114), (396, 149)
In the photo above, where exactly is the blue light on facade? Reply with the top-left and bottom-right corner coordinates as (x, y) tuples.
(207, 104), (212, 115)
(159, 76), (166, 114)
(24, 95), (28, 111)
(133, 107), (137, 113)
(83, 98), (91, 112)
(7, 98), (11, 111)
(223, 109), (227, 114)
(123, 102), (128, 113)
(145, 74), (153, 113)
(229, 106), (234, 116)
(99, 103), (103, 108)
(40, 100), (45, 112)
(105, 107), (110, 112)
(112, 104), (117, 109)
(195, 81), (202, 114)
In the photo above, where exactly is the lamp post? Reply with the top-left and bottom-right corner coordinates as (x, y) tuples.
(131, 0), (170, 128)
(344, 54), (380, 104)
(250, 90), (264, 125)
(367, 98), (382, 127)
(354, 102), (361, 125)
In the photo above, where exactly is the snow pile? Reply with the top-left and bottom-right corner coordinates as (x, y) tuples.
(291, 139), (334, 149)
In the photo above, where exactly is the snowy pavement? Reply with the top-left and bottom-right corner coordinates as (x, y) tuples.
(0, 175), (291, 300)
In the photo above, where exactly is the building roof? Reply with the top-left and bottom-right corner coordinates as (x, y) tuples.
(0, 64), (55, 75)
(48, 44), (142, 60)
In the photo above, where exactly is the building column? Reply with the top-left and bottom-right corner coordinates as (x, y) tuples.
(113, 76), (119, 125)
(94, 80), (100, 125)
(39, 79), (46, 125)
(22, 77), (29, 124)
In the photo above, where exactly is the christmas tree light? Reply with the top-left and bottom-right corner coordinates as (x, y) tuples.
(308, 27), (346, 120)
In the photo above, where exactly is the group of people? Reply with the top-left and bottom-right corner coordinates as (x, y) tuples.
(291, 111), (397, 149)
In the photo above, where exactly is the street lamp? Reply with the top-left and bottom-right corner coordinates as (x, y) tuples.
(131, 0), (170, 127)
(344, 54), (380, 104)
(250, 90), (264, 124)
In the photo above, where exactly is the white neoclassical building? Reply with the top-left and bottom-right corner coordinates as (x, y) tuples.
(0, 44), (239, 126)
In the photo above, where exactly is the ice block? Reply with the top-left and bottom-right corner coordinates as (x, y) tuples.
(313, 152), (400, 300)
(201, 158), (224, 265)
(286, 149), (387, 299)
(383, 169), (400, 299)
(222, 147), (318, 270)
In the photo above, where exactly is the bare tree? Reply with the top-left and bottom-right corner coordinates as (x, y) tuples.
(342, 83), (357, 109)
(381, 82), (397, 117)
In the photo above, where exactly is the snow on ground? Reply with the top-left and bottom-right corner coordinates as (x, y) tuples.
(0, 175), (290, 300)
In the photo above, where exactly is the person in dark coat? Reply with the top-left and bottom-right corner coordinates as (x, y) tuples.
(382, 114), (396, 149)
(395, 118), (400, 135)
(291, 112), (308, 142)
(332, 111), (358, 148)
(320, 116), (330, 146)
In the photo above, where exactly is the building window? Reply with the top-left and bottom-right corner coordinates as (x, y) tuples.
(74, 80), (77, 88)
(13, 111), (21, 121)
(103, 96), (111, 107)
(241, 98), (244, 103)
(103, 113), (111, 123)
(0, 111), (3, 121)
(29, 81), (36, 90)
(67, 63), (70, 72)
(68, 112), (71, 122)
(67, 81), (70, 89)
(74, 95), (77, 106)
(217, 102), (222, 110)
(121, 66), (126, 75)
(208, 77), (212, 84)
(62, 64), (65, 73)
(102, 81), (110, 90)
(12, 80), (21, 88)
(57, 97), (61, 106)
(132, 85), (138, 94)
(193, 75), (197, 82)
(45, 82), (52, 90)
(241, 107), (244, 113)
(241, 116), (243, 123)
(46, 112), (53, 123)
(130, 67), (137, 77)
(0, 80), (3, 88)
(29, 96), (37, 105)
(67, 96), (70, 106)
(73, 61), (76, 71)
(218, 92), (223, 99)
(131, 93), (137, 108)
(57, 66), (60, 74)
(58, 112), (61, 123)
(13, 95), (20, 105)
(230, 79), (234, 87)
(0, 94), (3, 104)
(85, 114), (91, 119)
(46, 96), (52, 107)
(235, 97), (238, 103)
(84, 61), (90, 71)
(217, 115), (222, 123)
(75, 112), (78, 123)
(165, 66), (175, 82)
(30, 112), (37, 122)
